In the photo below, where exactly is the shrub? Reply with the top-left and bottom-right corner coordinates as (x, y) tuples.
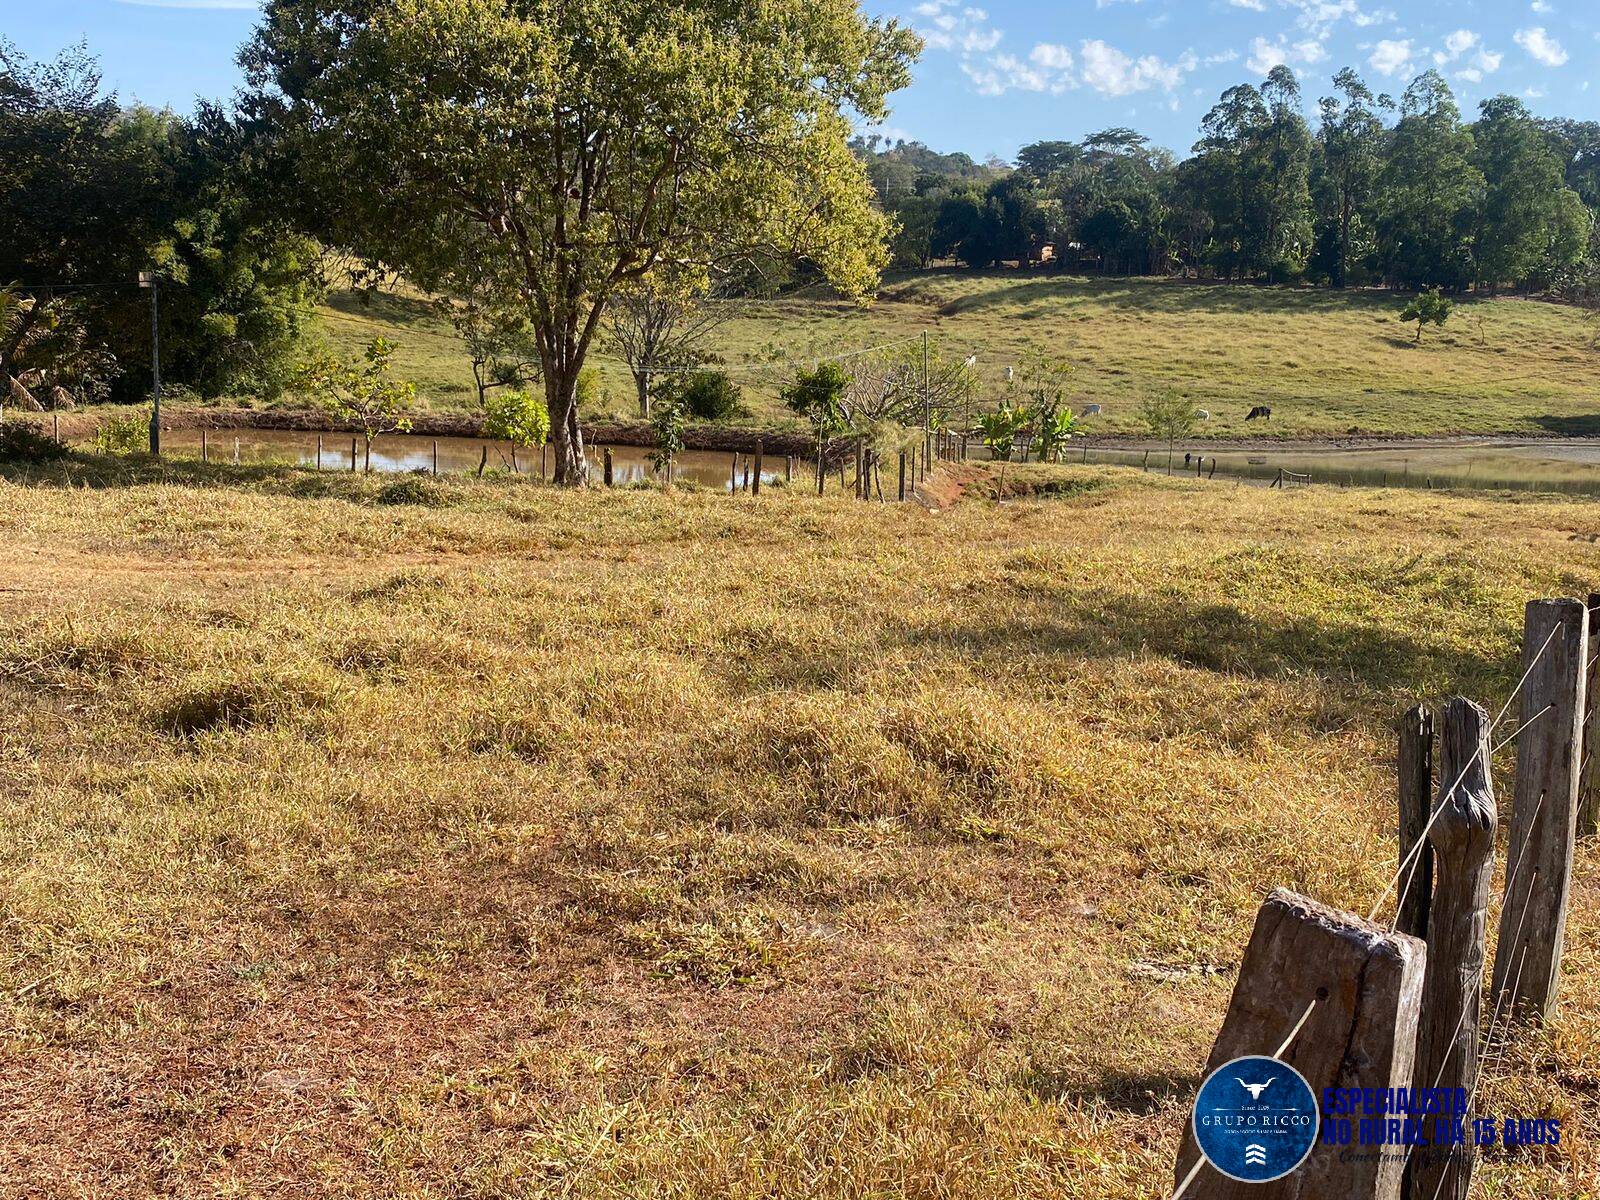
(373, 476), (454, 507)
(0, 422), (70, 464)
(91, 408), (149, 455)
(677, 369), (744, 420)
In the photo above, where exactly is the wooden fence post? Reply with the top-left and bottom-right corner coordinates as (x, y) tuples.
(730, 453), (738, 494)
(201, 428), (209, 464)
(432, 440), (439, 476)
(316, 434), (322, 471)
(1396, 704), (1435, 942)
(1173, 890), (1426, 1200)
(350, 437), (357, 472)
(785, 453), (793, 485)
(603, 447), (613, 487)
(752, 441), (763, 497)
(1492, 597), (1588, 1026)
(898, 452), (907, 502)
(1409, 698), (1495, 1200)
(1579, 591), (1600, 838)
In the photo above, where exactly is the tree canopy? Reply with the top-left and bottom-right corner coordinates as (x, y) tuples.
(245, 0), (919, 483)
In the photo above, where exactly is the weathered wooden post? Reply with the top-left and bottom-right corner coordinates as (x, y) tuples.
(1579, 591), (1600, 838)
(201, 427), (209, 464)
(730, 453), (738, 494)
(350, 437), (357, 472)
(785, 453), (793, 485)
(52, 412), (59, 441)
(898, 452), (907, 502)
(752, 441), (763, 497)
(432, 440), (439, 476)
(1173, 890), (1426, 1200)
(316, 435), (322, 471)
(1396, 704), (1435, 942)
(1409, 698), (1495, 1200)
(1492, 597), (1587, 1025)
(603, 447), (613, 487)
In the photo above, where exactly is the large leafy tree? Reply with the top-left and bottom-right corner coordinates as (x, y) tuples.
(1471, 96), (1587, 292)
(1377, 71), (1483, 290)
(246, 0), (917, 485)
(1315, 68), (1392, 287)
(0, 41), (321, 399)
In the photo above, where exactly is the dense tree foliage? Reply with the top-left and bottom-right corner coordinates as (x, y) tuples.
(246, 0), (918, 484)
(860, 65), (1595, 295)
(0, 41), (322, 402)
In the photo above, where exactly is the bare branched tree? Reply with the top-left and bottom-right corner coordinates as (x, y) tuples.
(836, 339), (980, 433)
(607, 281), (728, 419)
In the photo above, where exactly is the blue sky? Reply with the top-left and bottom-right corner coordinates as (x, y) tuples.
(5, 0), (1597, 161)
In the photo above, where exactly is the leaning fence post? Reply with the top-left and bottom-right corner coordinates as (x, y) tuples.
(603, 447), (613, 487)
(1579, 591), (1600, 838)
(752, 441), (763, 497)
(1172, 889), (1425, 1200)
(1396, 704), (1435, 942)
(1409, 698), (1495, 1200)
(1492, 597), (1588, 1025)
(730, 453), (738, 494)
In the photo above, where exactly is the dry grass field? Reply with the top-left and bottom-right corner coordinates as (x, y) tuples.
(312, 273), (1600, 438)
(1, 456), (1598, 1197)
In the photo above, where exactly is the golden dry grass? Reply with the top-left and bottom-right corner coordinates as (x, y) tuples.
(0, 458), (1597, 1198)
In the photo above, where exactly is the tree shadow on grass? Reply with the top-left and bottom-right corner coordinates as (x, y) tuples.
(1018, 1065), (1200, 1114)
(911, 273), (1414, 320)
(1529, 414), (1600, 438)
(887, 591), (1507, 698)
(0, 451), (449, 504)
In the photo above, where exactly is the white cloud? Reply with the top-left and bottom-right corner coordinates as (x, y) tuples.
(1530, 0), (1554, 13)
(1079, 39), (1197, 96)
(913, 1), (1003, 55)
(1514, 26), (1568, 67)
(1434, 29), (1478, 65)
(1030, 43), (1074, 71)
(1246, 36), (1328, 75)
(1368, 38), (1413, 77)
(963, 49), (1077, 96)
(1456, 47), (1502, 84)
(1228, 0), (1268, 10)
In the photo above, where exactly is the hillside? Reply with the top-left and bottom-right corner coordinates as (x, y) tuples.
(0, 459), (1595, 1195)
(314, 273), (1600, 439)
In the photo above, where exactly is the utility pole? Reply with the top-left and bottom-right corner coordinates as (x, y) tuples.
(139, 271), (161, 455)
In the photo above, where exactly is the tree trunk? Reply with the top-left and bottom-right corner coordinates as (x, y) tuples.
(634, 370), (651, 420)
(547, 369), (588, 487)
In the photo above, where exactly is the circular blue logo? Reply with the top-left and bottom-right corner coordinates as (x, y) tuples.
(1192, 1055), (1319, 1183)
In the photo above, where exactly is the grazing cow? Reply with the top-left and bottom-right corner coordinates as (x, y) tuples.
(1246, 405), (1272, 421)
(1196, 408), (1211, 421)
(1082, 403), (1103, 417)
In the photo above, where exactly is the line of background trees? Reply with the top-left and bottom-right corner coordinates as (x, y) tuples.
(7, 36), (1600, 414)
(0, 40), (320, 408)
(862, 66), (1599, 295)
